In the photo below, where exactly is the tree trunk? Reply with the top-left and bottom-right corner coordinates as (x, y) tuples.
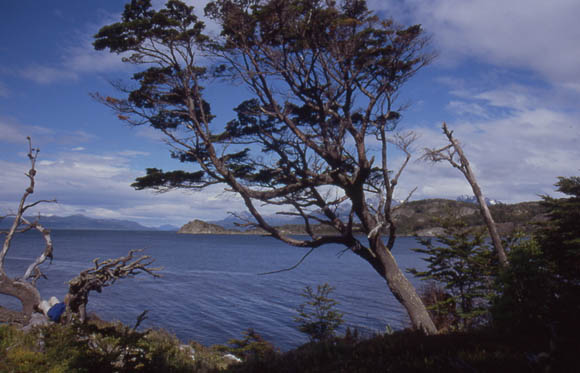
(0, 273), (41, 317)
(447, 132), (509, 267)
(357, 239), (438, 335)
(440, 123), (509, 267)
(472, 184), (509, 267)
(375, 242), (438, 334)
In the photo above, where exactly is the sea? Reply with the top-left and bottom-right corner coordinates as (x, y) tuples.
(2, 230), (430, 351)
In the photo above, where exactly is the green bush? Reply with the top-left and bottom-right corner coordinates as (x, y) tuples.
(216, 328), (275, 362)
(294, 283), (344, 342)
(0, 320), (202, 372)
(410, 216), (497, 330)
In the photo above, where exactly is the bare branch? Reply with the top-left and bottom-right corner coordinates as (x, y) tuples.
(258, 247), (315, 275)
(65, 249), (162, 323)
(20, 217), (54, 285)
(0, 138), (57, 317)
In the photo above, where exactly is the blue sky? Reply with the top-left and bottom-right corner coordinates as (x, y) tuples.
(1, 0), (579, 227)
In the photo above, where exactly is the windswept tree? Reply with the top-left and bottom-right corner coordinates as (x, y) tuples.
(65, 249), (161, 323)
(0, 138), (56, 318)
(94, 0), (437, 333)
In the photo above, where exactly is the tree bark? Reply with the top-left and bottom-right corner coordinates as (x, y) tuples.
(369, 241), (438, 334)
(441, 123), (509, 267)
(0, 273), (41, 317)
(0, 138), (55, 318)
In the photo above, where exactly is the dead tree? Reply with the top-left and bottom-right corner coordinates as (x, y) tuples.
(65, 249), (161, 323)
(422, 123), (509, 267)
(0, 137), (56, 318)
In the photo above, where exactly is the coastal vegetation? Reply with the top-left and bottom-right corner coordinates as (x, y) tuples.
(0, 144), (577, 370)
(1, 0), (578, 371)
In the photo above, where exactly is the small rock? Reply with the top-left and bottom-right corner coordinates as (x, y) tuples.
(179, 344), (195, 361)
(223, 353), (242, 363)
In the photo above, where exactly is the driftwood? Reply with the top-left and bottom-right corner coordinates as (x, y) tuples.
(0, 138), (56, 318)
(65, 249), (161, 323)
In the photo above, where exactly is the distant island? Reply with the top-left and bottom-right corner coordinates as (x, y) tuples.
(0, 214), (179, 232)
(178, 199), (545, 237)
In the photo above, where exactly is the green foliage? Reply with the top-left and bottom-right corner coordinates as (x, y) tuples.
(132, 168), (206, 191)
(227, 329), (538, 373)
(537, 176), (580, 282)
(409, 216), (496, 330)
(492, 176), (580, 345)
(417, 282), (459, 332)
(215, 328), (275, 363)
(0, 320), (201, 373)
(294, 283), (344, 342)
(491, 235), (550, 334)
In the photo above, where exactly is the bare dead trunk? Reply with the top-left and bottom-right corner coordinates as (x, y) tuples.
(375, 241), (438, 334)
(0, 273), (41, 317)
(0, 138), (54, 319)
(64, 249), (160, 323)
(443, 125), (509, 267)
(471, 181), (509, 267)
(423, 123), (509, 268)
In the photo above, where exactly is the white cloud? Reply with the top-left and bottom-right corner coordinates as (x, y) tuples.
(447, 101), (490, 119)
(135, 126), (166, 142)
(0, 117), (59, 144)
(19, 65), (78, 84)
(71, 147), (85, 151)
(0, 149), (246, 227)
(63, 43), (126, 74)
(0, 117), (97, 146)
(389, 0), (580, 86)
(0, 119), (29, 144)
(117, 150), (150, 157)
(402, 85), (580, 203)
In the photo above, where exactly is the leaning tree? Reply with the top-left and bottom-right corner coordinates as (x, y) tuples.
(94, 0), (437, 333)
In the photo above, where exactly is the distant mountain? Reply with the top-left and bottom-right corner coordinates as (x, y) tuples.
(209, 211), (302, 229)
(156, 224), (180, 231)
(456, 195), (501, 206)
(0, 214), (156, 231)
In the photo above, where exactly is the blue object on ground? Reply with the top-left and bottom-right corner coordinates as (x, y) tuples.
(47, 302), (66, 322)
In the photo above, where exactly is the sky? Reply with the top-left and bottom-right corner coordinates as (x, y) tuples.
(1, 0), (579, 228)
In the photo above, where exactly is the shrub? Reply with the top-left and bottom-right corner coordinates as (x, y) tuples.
(294, 283), (344, 342)
(216, 328), (275, 362)
(0, 320), (202, 372)
(410, 216), (497, 330)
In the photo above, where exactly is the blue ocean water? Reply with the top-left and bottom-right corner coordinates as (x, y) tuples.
(2, 230), (429, 350)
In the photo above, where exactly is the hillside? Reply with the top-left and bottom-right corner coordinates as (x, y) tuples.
(393, 199), (545, 235)
(179, 199), (545, 236)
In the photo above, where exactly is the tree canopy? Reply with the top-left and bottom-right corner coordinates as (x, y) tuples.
(94, 0), (437, 333)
